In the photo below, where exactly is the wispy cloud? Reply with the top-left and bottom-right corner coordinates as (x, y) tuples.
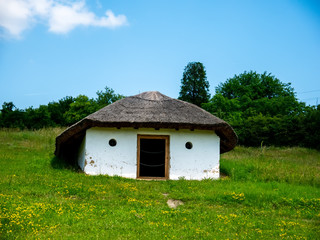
(0, 0), (128, 38)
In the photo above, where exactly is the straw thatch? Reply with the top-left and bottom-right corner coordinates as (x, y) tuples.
(55, 91), (237, 157)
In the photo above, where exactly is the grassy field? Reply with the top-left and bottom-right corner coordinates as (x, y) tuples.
(0, 128), (319, 239)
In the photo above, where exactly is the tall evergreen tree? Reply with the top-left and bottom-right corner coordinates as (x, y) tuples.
(178, 62), (210, 106)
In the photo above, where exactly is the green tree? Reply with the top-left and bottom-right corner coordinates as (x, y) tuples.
(63, 87), (123, 125)
(47, 96), (74, 126)
(24, 105), (54, 129)
(63, 95), (97, 125)
(203, 71), (303, 120)
(202, 71), (315, 148)
(0, 102), (26, 128)
(95, 86), (124, 109)
(1, 102), (15, 114)
(216, 71), (295, 100)
(178, 62), (210, 106)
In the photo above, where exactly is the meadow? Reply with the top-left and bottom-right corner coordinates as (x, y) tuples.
(0, 128), (319, 239)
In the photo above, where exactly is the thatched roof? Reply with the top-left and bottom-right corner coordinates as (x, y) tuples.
(55, 91), (237, 157)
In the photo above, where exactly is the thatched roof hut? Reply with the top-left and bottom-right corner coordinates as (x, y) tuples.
(55, 91), (237, 158)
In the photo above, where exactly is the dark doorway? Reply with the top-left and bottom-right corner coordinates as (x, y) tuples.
(137, 135), (169, 179)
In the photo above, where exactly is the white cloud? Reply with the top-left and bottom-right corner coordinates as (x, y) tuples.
(49, 1), (96, 33)
(29, 0), (52, 16)
(0, 0), (128, 38)
(96, 10), (128, 28)
(0, 0), (32, 37)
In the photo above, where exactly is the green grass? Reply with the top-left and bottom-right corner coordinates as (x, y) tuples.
(0, 128), (319, 239)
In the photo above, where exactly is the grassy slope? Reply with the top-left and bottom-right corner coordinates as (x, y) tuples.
(0, 128), (319, 239)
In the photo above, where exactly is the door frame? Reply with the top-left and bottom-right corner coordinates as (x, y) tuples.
(137, 134), (170, 180)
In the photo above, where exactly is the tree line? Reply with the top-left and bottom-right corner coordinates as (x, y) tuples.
(1, 62), (319, 150)
(0, 87), (123, 129)
(179, 62), (320, 150)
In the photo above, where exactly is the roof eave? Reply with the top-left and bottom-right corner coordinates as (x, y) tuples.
(55, 119), (237, 157)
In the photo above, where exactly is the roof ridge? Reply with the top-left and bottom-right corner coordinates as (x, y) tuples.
(132, 91), (172, 101)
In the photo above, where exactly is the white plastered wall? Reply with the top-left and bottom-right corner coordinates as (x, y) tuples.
(77, 135), (86, 170)
(79, 127), (220, 180)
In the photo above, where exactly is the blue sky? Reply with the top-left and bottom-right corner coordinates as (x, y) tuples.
(0, 0), (320, 109)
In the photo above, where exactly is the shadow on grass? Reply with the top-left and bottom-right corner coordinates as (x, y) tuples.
(51, 156), (79, 172)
